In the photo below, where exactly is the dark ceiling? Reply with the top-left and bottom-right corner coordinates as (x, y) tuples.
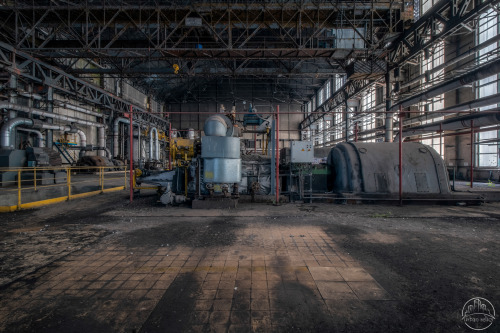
(0, 0), (404, 104)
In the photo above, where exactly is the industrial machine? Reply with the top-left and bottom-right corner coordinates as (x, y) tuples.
(169, 137), (197, 168)
(194, 114), (241, 208)
(327, 142), (451, 196)
(243, 104), (265, 127)
(135, 116), (468, 206)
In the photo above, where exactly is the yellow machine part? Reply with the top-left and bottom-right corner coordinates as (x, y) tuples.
(170, 138), (195, 168)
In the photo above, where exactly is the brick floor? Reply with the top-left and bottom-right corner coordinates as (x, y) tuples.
(0, 220), (393, 332)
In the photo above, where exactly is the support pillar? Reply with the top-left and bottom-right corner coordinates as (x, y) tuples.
(385, 70), (394, 142)
(46, 87), (54, 148)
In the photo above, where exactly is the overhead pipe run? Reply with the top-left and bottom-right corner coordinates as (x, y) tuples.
(0, 102), (106, 128)
(391, 57), (500, 111)
(396, 112), (500, 139)
(56, 102), (105, 118)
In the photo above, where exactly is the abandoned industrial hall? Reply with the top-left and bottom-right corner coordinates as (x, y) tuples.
(0, 0), (499, 332)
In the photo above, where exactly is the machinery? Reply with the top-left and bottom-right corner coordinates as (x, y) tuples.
(327, 142), (451, 196)
(194, 114), (241, 207)
(169, 137), (197, 168)
(243, 103), (265, 127)
(136, 112), (246, 207)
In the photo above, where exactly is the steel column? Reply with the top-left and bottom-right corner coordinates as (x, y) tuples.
(129, 105), (134, 203)
(470, 119), (474, 188)
(275, 105), (280, 205)
(399, 105), (403, 206)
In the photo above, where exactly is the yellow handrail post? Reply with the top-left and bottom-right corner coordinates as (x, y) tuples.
(100, 167), (104, 193)
(17, 169), (21, 210)
(67, 168), (71, 200)
(34, 167), (37, 192)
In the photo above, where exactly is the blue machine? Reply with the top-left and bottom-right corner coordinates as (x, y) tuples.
(243, 104), (264, 127)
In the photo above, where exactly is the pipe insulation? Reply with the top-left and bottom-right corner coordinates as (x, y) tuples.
(17, 128), (44, 148)
(98, 127), (105, 157)
(149, 127), (159, 160)
(1, 118), (33, 148)
(113, 117), (141, 158)
(57, 102), (105, 118)
(1, 117), (87, 149)
(0, 102), (106, 128)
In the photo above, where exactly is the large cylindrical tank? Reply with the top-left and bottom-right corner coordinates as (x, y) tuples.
(202, 116), (241, 184)
(327, 142), (450, 194)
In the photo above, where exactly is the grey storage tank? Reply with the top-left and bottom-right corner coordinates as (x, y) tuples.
(202, 115), (241, 184)
(327, 142), (450, 195)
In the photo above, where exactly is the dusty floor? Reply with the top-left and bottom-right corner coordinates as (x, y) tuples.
(0, 192), (499, 332)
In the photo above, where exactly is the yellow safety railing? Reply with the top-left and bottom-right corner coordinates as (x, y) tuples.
(0, 165), (128, 212)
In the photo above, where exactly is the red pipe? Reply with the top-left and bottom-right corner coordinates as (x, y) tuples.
(276, 105), (280, 205)
(470, 119), (474, 188)
(129, 105), (134, 203)
(399, 105), (403, 206)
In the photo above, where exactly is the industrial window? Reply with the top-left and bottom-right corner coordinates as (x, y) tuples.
(306, 102), (312, 115)
(335, 74), (345, 92)
(325, 119), (331, 145)
(419, 40), (444, 156)
(476, 8), (500, 167)
(318, 88), (324, 106)
(325, 81), (331, 99)
(421, 0), (438, 14)
(317, 121), (324, 147)
(359, 87), (377, 142)
(333, 108), (343, 141)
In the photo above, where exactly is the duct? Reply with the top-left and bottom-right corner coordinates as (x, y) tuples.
(17, 127), (44, 148)
(385, 112), (394, 142)
(98, 127), (105, 157)
(113, 117), (141, 158)
(204, 114), (237, 137)
(397, 112), (500, 139)
(1, 118), (34, 148)
(1, 117), (86, 150)
(392, 58), (500, 111)
(0, 102), (106, 128)
(76, 128), (87, 147)
(150, 127), (159, 161)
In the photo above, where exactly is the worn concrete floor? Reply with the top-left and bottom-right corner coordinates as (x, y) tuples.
(0, 192), (499, 332)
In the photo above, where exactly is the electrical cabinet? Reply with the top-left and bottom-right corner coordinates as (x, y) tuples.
(290, 141), (314, 163)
